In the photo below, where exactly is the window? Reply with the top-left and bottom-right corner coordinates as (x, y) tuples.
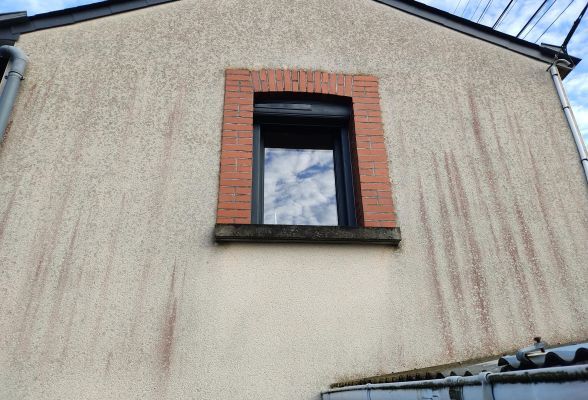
(215, 68), (400, 244)
(252, 97), (356, 226)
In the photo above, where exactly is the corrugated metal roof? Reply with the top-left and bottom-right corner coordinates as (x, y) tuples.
(499, 343), (588, 371)
(330, 342), (588, 388)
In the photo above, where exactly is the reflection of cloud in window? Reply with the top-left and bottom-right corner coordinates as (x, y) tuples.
(264, 148), (338, 225)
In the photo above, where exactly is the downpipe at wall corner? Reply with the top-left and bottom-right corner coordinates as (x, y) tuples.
(549, 59), (588, 185)
(0, 45), (28, 144)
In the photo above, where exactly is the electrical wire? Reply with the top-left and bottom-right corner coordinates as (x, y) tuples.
(454, 0), (465, 14)
(516, 0), (550, 37)
(470, 0), (485, 20)
(477, 0), (496, 23)
(492, 0), (518, 29)
(461, 0), (474, 17)
(534, 0), (575, 42)
(522, 0), (558, 39)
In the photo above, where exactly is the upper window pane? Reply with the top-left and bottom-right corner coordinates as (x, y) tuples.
(263, 148), (338, 226)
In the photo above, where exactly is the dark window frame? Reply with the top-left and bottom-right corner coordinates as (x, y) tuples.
(251, 97), (357, 227)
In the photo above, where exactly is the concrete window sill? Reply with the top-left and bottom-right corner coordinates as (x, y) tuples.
(214, 224), (401, 245)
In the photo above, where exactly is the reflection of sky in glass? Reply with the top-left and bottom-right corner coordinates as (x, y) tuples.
(264, 148), (338, 225)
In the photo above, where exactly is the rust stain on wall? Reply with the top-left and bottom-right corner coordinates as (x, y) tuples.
(526, 147), (582, 321)
(418, 178), (455, 358)
(488, 106), (555, 324)
(18, 189), (72, 352)
(0, 187), (18, 244)
(466, 92), (539, 336)
(430, 156), (472, 346)
(444, 150), (495, 349)
(44, 213), (82, 356)
(130, 85), (185, 340)
(91, 193), (127, 353)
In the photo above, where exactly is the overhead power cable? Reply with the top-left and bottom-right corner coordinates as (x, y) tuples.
(461, 0), (474, 17)
(454, 0), (465, 14)
(492, 0), (517, 29)
(517, 0), (550, 37)
(522, 0), (558, 39)
(534, 0), (575, 42)
(470, 0), (485, 19)
(477, 0), (497, 23)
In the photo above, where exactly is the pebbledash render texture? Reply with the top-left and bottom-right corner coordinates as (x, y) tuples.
(216, 68), (397, 228)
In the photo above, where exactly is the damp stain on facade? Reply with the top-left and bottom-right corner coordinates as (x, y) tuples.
(0, 0), (587, 399)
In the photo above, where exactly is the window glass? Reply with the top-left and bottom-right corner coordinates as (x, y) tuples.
(263, 148), (338, 225)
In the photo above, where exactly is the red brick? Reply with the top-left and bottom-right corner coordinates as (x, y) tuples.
(285, 70), (292, 91)
(329, 73), (337, 94)
(352, 80), (378, 87)
(221, 136), (238, 145)
(223, 130), (253, 138)
(234, 187), (251, 194)
(362, 204), (395, 213)
(225, 91), (253, 99)
(357, 148), (386, 157)
(359, 176), (389, 185)
(218, 202), (251, 210)
(217, 209), (250, 218)
(219, 186), (237, 194)
(217, 217), (236, 224)
(314, 71), (321, 93)
(355, 121), (383, 130)
(300, 70), (307, 92)
(221, 144), (251, 153)
(353, 96), (380, 104)
(344, 75), (353, 96)
(276, 69), (284, 91)
(252, 71), (261, 91)
(360, 182), (391, 191)
(376, 197), (394, 205)
(223, 123), (252, 131)
(224, 97), (253, 105)
(352, 90), (379, 98)
(269, 70), (276, 91)
(221, 151), (252, 159)
(220, 179), (252, 187)
(224, 103), (239, 110)
(235, 157), (252, 165)
(223, 117), (253, 124)
(225, 79), (251, 86)
(364, 220), (396, 228)
(354, 129), (385, 137)
(237, 137), (253, 145)
(353, 109), (381, 117)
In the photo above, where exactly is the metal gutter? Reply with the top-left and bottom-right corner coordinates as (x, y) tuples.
(322, 365), (588, 400)
(0, 45), (27, 143)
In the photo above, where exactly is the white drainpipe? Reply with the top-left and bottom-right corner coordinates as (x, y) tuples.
(0, 45), (28, 143)
(549, 60), (588, 184)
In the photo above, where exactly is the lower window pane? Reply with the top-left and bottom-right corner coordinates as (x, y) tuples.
(264, 148), (338, 225)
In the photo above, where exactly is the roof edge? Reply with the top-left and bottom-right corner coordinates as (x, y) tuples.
(0, 0), (179, 44)
(373, 0), (581, 73)
(0, 0), (581, 75)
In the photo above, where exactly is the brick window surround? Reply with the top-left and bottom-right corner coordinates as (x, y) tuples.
(217, 68), (397, 228)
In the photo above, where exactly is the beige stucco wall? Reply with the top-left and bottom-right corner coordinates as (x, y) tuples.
(1, 0), (587, 398)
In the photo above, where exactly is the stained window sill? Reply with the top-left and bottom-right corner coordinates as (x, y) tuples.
(214, 224), (401, 245)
